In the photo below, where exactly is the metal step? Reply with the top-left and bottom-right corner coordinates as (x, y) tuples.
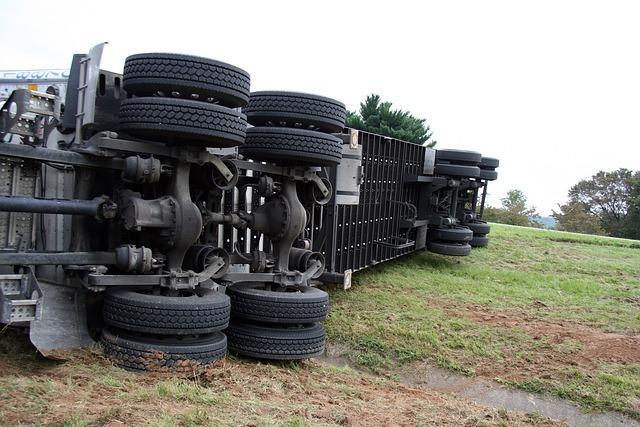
(0, 270), (42, 323)
(5, 298), (39, 322)
(0, 274), (26, 296)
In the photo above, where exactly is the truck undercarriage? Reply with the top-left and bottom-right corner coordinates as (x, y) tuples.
(0, 44), (499, 370)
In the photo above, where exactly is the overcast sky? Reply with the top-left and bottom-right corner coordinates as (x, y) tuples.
(1, 0), (639, 214)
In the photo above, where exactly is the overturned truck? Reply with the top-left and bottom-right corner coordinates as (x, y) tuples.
(0, 45), (499, 370)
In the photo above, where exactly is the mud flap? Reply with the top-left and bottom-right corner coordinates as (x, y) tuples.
(29, 281), (94, 358)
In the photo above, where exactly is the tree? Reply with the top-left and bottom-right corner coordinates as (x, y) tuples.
(559, 168), (640, 239)
(623, 176), (640, 240)
(346, 94), (436, 146)
(552, 201), (605, 235)
(482, 189), (543, 228)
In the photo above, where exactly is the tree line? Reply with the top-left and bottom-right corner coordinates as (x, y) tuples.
(483, 169), (640, 240)
(482, 189), (544, 228)
(553, 168), (640, 240)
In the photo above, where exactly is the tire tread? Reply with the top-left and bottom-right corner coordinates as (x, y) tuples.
(119, 97), (246, 147)
(101, 328), (227, 371)
(103, 288), (231, 335)
(226, 322), (325, 360)
(240, 127), (342, 166)
(123, 53), (250, 107)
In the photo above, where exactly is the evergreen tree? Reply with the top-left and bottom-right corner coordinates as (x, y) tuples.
(346, 94), (436, 147)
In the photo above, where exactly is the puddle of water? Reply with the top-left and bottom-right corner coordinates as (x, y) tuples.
(402, 363), (637, 427)
(318, 353), (638, 427)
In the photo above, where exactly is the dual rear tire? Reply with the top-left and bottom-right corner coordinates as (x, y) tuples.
(225, 283), (329, 360)
(479, 157), (499, 181)
(466, 221), (491, 247)
(101, 287), (231, 371)
(426, 225), (473, 256)
(239, 91), (346, 167)
(434, 149), (482, 178)
(119, 53), (250, 148)
(101, 283), (330, 367)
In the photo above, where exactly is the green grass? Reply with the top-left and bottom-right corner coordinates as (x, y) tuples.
(325, 223), (640, 418)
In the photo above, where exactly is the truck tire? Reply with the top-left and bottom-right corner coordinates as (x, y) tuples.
(226, 322), (325, 360)
(479, 169), (498, 181)
(470, 235), (489, 247)
(427, 226), (473, 243)
(103, 288), (230, 335)
(243, 91), (346, 133)
(101, 328), (227, 372)
(239, 127), (342, 166)
(480, 157), (499, 169)
(227, 283), (329, 324)
(122, 53), (250, 108)
(119, 97), (247, 147)
(426, 241), (472, 256)
(434, 163), (480, 178)
(435, 149), (482, 165)
(466, 221), (490, 235)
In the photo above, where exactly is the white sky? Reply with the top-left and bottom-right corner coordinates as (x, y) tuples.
(1, 0), (639, 215)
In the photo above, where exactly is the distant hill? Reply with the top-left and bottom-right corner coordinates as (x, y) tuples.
(535, 216), (557, 229)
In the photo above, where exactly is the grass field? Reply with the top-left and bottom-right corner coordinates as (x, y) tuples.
(0, 223), (638, 425)
(327, 224), (640, 419)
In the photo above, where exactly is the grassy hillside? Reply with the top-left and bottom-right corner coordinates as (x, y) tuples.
(327, 224), (640, 418)
(0, 223), (637, 425)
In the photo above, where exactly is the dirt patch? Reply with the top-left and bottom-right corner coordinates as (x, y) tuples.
(618, 296), (640, 308)
(447, 303), (640, 379)
(461, 305), (640, 363)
